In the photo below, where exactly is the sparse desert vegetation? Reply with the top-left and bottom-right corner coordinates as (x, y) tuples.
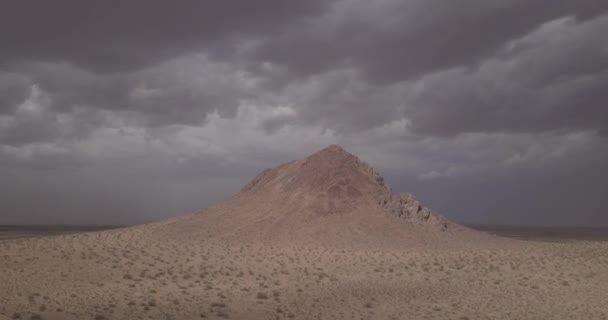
(0, 230), (607, 319)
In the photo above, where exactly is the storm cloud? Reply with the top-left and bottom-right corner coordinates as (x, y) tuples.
(1, 0), (607, 226)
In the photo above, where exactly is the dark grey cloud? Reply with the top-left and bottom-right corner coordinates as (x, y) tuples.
(0, 83), (111, 147)
(242, 4), (608, 135)
(1, 0), (607, 226)
(0, 54), (265, 148)
(406, 15), (608, 136)
(0, 0), (331, 141)
(251, 0), (608, 83)
(273, 68), (409, 132)
(0, 0), (329, 72)
(0, 71), (31, 114)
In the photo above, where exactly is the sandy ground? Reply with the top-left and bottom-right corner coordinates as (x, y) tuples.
(1, 225), (607, 320)
(0, 227), (118, 241)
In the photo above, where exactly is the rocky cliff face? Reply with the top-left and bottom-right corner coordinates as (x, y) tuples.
(378, 192), (450, 231)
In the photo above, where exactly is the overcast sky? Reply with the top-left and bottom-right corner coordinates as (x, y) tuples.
(1, 0), (607, 226)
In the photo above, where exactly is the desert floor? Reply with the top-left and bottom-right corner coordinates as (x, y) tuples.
(1, 225), (607, 320)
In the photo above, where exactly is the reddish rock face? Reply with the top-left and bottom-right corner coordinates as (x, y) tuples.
(160, 145), (488, 248)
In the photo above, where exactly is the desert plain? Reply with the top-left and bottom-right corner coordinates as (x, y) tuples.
(1, 146), (607, 320)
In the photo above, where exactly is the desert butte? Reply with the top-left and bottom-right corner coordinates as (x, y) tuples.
(1, 145), (607, 320)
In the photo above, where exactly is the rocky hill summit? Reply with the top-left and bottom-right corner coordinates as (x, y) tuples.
(160, 145), (484, 248)
(242, 145), (448, 228)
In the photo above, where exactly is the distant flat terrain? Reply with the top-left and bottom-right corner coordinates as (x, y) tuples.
(471, 225), (608, 242)
(3, 225), (606, 242)
(0, 226), (121, 241)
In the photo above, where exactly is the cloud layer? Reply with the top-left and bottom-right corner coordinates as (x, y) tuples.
(1, 1), (607, 226)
